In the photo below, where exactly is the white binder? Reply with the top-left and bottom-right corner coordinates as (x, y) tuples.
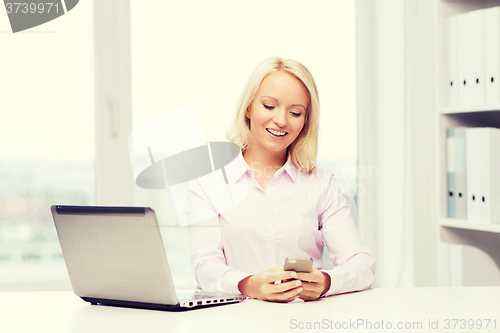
(484, 6), (500, 104)
(454, 127), (467, 220)
(465, 127), (500, 224)
(469, 10), (486, 105)
(447, 128), (456, 218)
(447, 15), (459, 106)
(457, 12), (473, 105)
(458, 10), (485, 106)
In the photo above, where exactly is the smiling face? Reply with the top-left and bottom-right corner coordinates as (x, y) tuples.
(245, 71), (310, 160)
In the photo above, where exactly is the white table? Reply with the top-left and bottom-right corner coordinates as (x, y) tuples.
(1, 287), (499, 333)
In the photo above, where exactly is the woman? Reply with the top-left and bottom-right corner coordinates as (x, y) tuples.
(187, 57), (376, 302)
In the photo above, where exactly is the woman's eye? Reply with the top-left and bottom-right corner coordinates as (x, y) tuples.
(291, 112), (302, 117)
(263, 104), (275, 110)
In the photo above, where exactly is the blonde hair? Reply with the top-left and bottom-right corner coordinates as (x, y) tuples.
(226, 56), (320, 172)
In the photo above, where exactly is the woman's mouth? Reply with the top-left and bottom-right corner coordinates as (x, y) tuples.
(266, 128), (288, 139)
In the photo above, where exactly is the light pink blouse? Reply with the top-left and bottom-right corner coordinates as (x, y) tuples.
(187, 151), (376, 297)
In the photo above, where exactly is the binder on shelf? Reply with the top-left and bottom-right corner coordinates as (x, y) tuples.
(484, 6), (500, 104)
(447, 128), (456, 218)
(447, 15), (459, 106)
(465, 127), (500, 224)
(457, 10), (485, 106)
(454, 127), (467, 219)
(457, 12), (473, 106)
(469, 9), (485, 105)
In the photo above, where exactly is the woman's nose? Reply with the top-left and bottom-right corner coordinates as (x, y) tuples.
(273, 109), (287, 127)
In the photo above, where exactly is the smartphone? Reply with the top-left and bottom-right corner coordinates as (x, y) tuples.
(284, 257), (313, 272)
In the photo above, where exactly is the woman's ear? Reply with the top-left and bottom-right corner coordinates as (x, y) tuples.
(245, 106), (251, 119)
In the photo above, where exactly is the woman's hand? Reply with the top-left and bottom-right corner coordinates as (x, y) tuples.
(295, 268), (331, 301)
(238, 267), (303, 302)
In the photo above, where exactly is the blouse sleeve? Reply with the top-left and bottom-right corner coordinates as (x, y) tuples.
(317, 174), (376, 297)
(187, 177), (250, 294)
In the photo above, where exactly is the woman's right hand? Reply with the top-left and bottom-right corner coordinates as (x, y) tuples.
(238, 266), (303, 302)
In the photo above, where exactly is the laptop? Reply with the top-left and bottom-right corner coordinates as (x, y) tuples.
(51, 205), (246, 311)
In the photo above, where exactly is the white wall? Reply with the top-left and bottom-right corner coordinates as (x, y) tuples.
(374, 0), (412, 287)
(357, 0), (415, 287)
(130, 0), (358, 160)
(359, 0), (446, 288)
(404, 0), (438, 287)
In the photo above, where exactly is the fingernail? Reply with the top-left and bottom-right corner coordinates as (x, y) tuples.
(297, 288), (303, 293)
(295, 280), (301, 286)
(290, 272), (298, 278)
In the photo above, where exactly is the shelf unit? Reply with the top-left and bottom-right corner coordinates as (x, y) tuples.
(439, 104), (500, 114)
(439, 218), (500, 233)
(436, 0), (500, 286)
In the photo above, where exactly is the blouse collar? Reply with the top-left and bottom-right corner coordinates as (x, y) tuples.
(224, 149), (298, 184)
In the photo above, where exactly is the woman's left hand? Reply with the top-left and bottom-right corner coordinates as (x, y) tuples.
(295, 268), (331, 301)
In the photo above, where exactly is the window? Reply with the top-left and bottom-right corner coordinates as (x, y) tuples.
(0, 2), (94, 290)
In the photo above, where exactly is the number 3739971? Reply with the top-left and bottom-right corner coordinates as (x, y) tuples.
(5, 2), (60, 14)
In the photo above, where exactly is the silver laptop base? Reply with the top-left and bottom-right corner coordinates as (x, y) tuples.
(81, 297), (242, 312)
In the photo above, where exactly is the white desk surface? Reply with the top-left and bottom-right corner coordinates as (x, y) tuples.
(1, 287), (499, 333)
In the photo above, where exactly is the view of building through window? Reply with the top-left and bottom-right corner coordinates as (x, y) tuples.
(0, 1), (94, 290)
